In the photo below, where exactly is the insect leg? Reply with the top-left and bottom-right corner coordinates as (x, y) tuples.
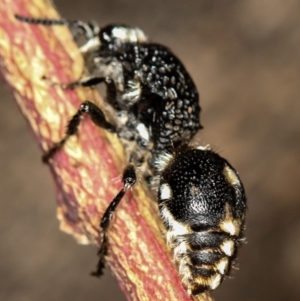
(42, 75), (115, 95)
(91, 164), (137, 277)
(42, 101), (116, 163)
(65, 77), (118, 108)
(61, 76), (118, 108)
(45, 75), (118, 108)
(59, 76), (113, 90)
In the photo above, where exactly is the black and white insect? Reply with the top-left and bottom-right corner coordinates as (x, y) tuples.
(15, 14), (247, 295)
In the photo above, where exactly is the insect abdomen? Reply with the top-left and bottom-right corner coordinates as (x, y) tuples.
(157, 147), (246, 294)
(177, 231), (237, 294)
(160, 208), (239, 294)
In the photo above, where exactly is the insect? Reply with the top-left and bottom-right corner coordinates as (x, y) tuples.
(15, 14), (247, 295)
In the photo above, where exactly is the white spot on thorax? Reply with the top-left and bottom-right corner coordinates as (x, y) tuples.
(195, 144), (211, 151)
(112, 27), (128, 40)
(159, 183), (173, 201)
(112, 27), (148, 44)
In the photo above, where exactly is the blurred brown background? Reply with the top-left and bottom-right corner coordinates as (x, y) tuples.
(1, 0), (300, 300)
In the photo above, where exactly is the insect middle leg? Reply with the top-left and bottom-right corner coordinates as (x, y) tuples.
(42, 100), (115, 162)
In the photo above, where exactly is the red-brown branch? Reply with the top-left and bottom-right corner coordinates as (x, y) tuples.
(0, 1), (213, 300)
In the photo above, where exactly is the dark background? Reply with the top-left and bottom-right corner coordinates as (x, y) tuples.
(1, 0), (300, 300)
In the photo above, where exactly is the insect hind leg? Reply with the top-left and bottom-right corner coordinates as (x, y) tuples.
(91, 164), (137, 277)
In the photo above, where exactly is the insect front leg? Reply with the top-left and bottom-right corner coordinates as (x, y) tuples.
(62, 76), (116, 92)
(91, 164), (137, 277)
(42, 100), (116, 163)
(70, 77), (118, 107)
(43, 76), (117, 106)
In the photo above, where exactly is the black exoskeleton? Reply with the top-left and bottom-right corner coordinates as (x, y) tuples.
(16, 14), (246, 295)
(80, 23), (202, 161)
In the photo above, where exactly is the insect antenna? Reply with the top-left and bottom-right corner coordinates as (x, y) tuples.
(14, 14), (97, 40)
